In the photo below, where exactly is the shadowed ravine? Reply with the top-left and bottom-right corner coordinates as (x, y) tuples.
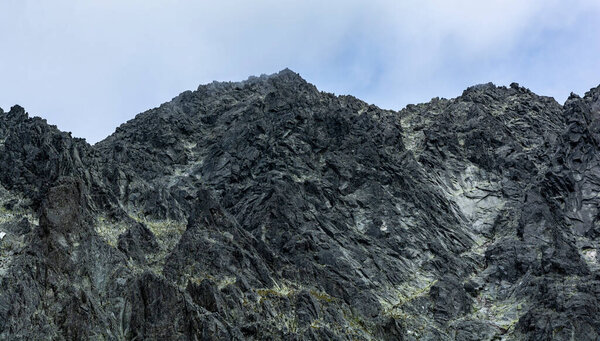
(1, 69), (600, 340)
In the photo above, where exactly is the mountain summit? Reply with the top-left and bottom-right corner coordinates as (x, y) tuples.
(1, 70), (599, 340)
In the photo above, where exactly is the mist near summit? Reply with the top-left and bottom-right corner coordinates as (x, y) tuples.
(1, 0), (599, 143)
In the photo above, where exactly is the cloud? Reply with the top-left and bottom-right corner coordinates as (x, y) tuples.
(1, 1), (599, 143)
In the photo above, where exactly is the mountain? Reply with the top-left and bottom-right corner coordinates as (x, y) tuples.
(1, 69), (599, 340)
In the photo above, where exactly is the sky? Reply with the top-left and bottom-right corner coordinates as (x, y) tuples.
(1, 0), (599, 144)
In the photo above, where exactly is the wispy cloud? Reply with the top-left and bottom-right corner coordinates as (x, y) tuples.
(1, 0), (599, 143)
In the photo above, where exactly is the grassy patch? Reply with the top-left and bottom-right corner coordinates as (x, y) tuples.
(309, 289), (336, 303)
(256, 281), (295, 299)
(95, 216), (129, 247)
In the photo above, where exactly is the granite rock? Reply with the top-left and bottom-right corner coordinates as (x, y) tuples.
(0, 70), (599, 340)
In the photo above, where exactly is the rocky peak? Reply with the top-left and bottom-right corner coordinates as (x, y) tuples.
(1, 73), (600, 340)
(195, 68), (313, 98)
(6, 105), (28, 119)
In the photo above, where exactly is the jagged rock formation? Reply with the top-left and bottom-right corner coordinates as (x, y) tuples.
(1, 70), (600, 340)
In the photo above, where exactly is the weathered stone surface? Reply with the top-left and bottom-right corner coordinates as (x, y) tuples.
(0, 69), (599, 339)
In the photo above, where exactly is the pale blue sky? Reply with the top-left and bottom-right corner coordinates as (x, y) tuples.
(1, 0), (599, 143)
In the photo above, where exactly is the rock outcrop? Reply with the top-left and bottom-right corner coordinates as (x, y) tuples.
(0, 70), (599, 340)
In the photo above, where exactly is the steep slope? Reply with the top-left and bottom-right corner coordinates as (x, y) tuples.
(400, 83), (596, 339)
(0, 70), (599, 340)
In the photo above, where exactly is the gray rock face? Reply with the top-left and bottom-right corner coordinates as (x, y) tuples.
(0, 69), (599, 340)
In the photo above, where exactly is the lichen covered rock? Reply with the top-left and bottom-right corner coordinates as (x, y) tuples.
(0, 70), (599, 340)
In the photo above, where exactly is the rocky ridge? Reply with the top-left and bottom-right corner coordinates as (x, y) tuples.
(0, 69), (599, 340)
